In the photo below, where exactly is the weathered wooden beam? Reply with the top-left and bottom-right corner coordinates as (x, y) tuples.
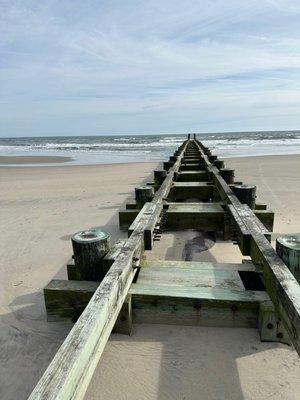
(130, 283), (268, 328)
(165, 203), (225, 231)
(177, 170), (210, 182)
(168, 182), (213, 201)
(276, 235), (300, 283)
(254, 209), (274, 231)
(118, 209), (139, 230)
(259, 300), (291, 345)
(44, 280), (99, 321)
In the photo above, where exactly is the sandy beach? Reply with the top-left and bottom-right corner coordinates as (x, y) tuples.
(0, 155), (73, 164)
(0, 155), (299, 400)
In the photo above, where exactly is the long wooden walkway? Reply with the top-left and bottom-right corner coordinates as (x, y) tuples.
(29, 136), (300, 399)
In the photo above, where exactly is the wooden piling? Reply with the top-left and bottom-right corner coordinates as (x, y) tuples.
(135, 185), (154, 205)
(220, 168), (235, 184)
(276, 235), (300, 283)
(233, 184), (256, 209)
(71, 228), (110, 281)
(154, 170), (167, 185)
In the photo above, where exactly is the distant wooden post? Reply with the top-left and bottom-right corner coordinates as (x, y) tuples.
(154, 170), (167, 185)
(72, 228), (111, 281)
(188, 134), (191, 140)
(276, 235), (300, 283)
(233, 184), (256, 209)
(135, 185), (154, 205)
(220, 168), (235, 184)
(208, 155), (218, 163)
(213, 159), (224, 170)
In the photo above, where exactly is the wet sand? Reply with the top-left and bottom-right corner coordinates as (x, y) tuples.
(0, 155), (73, 164)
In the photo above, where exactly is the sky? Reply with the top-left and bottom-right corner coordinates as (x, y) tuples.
(0, 0), (300, 137)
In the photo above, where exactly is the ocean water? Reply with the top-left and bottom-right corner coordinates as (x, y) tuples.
(0, 131), (300, 166)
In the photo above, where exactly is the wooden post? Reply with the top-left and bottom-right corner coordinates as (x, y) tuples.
(135, 185), (154, 205)
(71, 228), (110, 281)
(208, 155), (217, 163)
(154, 170), (167, 185)
(276, 235), (300, 283)
(220, 168), (235, 184)
(213, 159), (224, 170)
(233, 184), (256, 209)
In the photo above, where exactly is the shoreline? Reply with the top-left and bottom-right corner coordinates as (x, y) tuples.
(1, 152), (299, 168)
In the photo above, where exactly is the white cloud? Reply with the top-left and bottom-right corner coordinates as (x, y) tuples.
(0, 0), (300, 136)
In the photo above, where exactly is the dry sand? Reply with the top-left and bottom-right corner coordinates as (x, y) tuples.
(0, 155), (299, 400)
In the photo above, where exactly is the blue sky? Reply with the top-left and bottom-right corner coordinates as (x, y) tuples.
(1, 0), (300, 137)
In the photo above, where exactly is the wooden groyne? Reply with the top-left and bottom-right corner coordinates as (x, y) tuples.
(29, 136), (300, 399)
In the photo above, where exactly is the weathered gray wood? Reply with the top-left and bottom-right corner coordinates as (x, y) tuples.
(135, 185), (154, 205)
(168, 182), (213, 201)
(130, 283), (268, 328)
(213, 159), (224, 170)
(44, 280), (99, 321)
(119, 209), (139, 230)
(220, 168), (235, 184)
(154, 170), (167, 185)
(165, 203), (225, 231)
(276, 235), (300, 283)
(233, 184), (256, 209)
(71, 228), (110, 281)
(114, 295), (132, 335)
(259, 300), (291, 345)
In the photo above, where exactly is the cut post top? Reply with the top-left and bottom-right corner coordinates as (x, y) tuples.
(72, 228), (110, 244)
(277, 234), (300, 251)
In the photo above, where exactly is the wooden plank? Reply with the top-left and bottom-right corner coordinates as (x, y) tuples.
(141, 260), (256, 272)
(166, 203), (224, 231)
(177, 171), (210, 182)
(130, 282), (268, 302)
(137, 266), (246, 291)
(259, 300), (291, 345)
(118, 209), (139, 230)
(144, 204), (163, 250)
(168, 182), (213, 201)
(254, 209), (274, 231)
(44, 280), (99, 321)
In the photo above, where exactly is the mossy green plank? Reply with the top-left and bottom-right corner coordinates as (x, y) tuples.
(141, 260), (256, 272)
(130, 282), (268, 302)
(44, 280), (99, 321)
(254, 209), (274, 231)
(166, 203), (224, 230)
(137, 266), (245, 290)
(119, 209), (139, 230)
(177, 171), (210, 182)
(259, 300), (291, 345)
